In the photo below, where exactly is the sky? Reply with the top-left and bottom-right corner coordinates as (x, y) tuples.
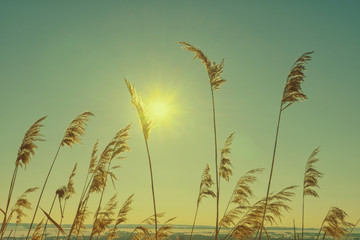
(0, 0), (359, 229)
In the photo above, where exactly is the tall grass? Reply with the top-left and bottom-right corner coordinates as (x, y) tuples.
(125, 78), (158, 240)
(2, 42), (359, 240)
(302, 147), (322, 240)
(25, 111), (93, 240)
(179, 41), (226, 240)
(258, 51), (314, 240)
(190, 164), (216, 240)
(0, 116), (46, 240)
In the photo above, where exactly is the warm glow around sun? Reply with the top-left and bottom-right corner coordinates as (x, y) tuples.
(148, 89), (179, 128)
(151, 101), (168, 118)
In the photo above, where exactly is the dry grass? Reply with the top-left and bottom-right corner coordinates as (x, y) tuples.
(2, 43), (358, 240)
(258, 51), (314, 240)
(179, 41), (226, 240)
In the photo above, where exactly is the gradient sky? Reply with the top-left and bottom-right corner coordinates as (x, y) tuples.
(1, 1), (359, 229)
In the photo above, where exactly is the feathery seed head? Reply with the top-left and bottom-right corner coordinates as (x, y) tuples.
(73, 207), (89, 236)
(178, 41), (226, 90)
(107, 194), (134, 240)
(125, 79), (152, 140)
(197, 164), (216, 206)
(31, 219), (44, 240)
(65, 163), (77, 199)
(13, 187), (38, 224)
(282, 51), (314, 106)
(322, 207), (354, 239)
(231, 168), (264, 206)
(16, 116), (46, 167)
(88, 141), (99, 174)
(219, 132), (235, 182)
(61, 111), (94, 147)
(304, 147), (323, 198)
(92, 194), (118, 237)
(90, 125), (131, 193)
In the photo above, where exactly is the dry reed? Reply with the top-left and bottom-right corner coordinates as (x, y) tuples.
(316, 207), (353, 240)
(258, 51), (314, 240)
(32, 219), (44, 240)
(125, 78), (159, 240)
(26, 111), (93, 240)
(0, 116), (46, 240)
(91, 194), (118, 238)
(302, 147), (322, 240)
(106, 194), (134, 240)
(225, 186), (297, 240)
(219, 168), (264, 231)
(190, 164), (216, 240)
(179, 41), (226, 240)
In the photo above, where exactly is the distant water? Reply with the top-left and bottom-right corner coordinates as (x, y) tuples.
(2, 224), (360, 239)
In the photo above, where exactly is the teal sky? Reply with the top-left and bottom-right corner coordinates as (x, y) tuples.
(0, 1), (359, 228)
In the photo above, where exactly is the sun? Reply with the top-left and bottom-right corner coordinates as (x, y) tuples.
(150, 101), (168, 119)
(147, 89), (179, 128)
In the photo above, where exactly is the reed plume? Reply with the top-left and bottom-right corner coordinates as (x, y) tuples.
(156, 217), (176, 240)
(190, 164), (216, 240)
(67, 141), (101, 239)
(219, 168), (263, 231)
(130, 214), (173, 240)
(178, 42), (226, 90)
(125, 79), (152, 140)
(316, 207), (353, 240)
(26, 112), (93, 240)
(219, 132), (234, 182)
(91, 194), (118, 238)
(0, 116), (46, 240)
(225, 186), (297, 240)
(88, 125), (131, 240)
(302, 147), (322, 240)
(259, 51), (314, 240)
(179, 41), (226, 240)
(32, 219), (44, 240)
(4, 187), (38, 239)
(107, 194), (134, 240)
(345, 218), (360, 240)
(54, 164), (77, 240)
(125, 78), (159, 240)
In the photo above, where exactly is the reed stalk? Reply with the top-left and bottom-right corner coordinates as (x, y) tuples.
(41, 193), (57, 240)
(190, 164), (216, 240)
(258, 51), (314, 240)
(25, 112), (93, 240)
(0, 116), (46, 240)
(179, 42), (226, 240)
(125, 79), (158, 240)
(302, 147), (322, 240)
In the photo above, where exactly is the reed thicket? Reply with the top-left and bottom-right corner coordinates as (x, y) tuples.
(0, 43), (357, 240)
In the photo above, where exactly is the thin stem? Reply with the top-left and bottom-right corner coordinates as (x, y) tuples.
(0, 165), (19, 239)
(12, 224), (17, 240)
(189, 204), (200, 240)
(89, 159), (113, 240)
(56, 200), (67, 240)
(345, 218), (360, 240)
(316, 208), (330, 240)
(263, 227), (270, 240)
(144, 139), (158, 240)
(302, 182), (305, 240)
(210, 88), (220, 240)
(293, 220), (297, 240)
(41, 193), (57, 240)
(69, 169), (96, 240)
(258, 105), (283, 240)
(25, 143), (62, 240)
(5, 230), (12, 240)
